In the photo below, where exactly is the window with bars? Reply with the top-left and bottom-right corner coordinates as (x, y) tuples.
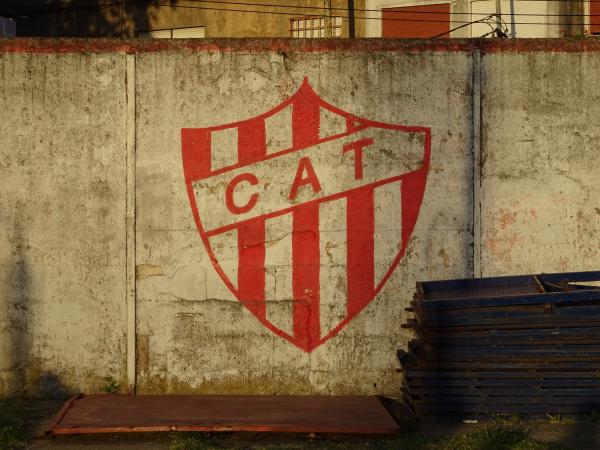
(138, 26), (205, 39)
(290, 16), (342, 38)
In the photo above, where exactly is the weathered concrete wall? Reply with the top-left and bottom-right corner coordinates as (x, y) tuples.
(0, 39), (598, 397)
(479, 51), (600, 276)
(134, 47), (473, 395)
(0, 51), (128, 396)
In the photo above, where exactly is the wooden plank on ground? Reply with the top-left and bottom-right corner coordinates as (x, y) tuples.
(49, 394), (401, 435)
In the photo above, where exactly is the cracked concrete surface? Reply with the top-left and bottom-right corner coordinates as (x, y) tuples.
(0, 40), (598, 396)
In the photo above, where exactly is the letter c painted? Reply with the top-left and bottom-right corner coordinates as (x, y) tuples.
(225, 173), (259, 214)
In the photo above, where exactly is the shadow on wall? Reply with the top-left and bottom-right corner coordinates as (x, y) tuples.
(38, 372), (69, 399)
(1, 204), (69, 398)
(3, 204), (33, 396)
(3, 1), (180, 38)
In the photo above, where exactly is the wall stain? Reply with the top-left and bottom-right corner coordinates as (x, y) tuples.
(136, 264), (165, 280)
(438, 248), (451, 268)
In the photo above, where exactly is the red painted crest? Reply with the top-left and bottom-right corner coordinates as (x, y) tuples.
(182, 79), (431, 352)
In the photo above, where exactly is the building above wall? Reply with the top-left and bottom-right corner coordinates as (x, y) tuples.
(364, 0), (594, 38)
(0, 0), (366, 39)
(0, 16), (16, 37)
(2, 0), (597, 39)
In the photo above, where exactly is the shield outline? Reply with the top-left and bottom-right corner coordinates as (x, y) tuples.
(182, 79), (431, 352)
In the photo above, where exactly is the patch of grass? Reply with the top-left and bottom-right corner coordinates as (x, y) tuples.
(101, 376), (121, 394)
(0, 398), (28, 450)
(0, 425), (27, 450)
(494, 413), (524, 426)
(583, 411), (600, 424)
(168, 427), (568, 450)
(432, 427), (563, 450)
(545, 414), (576, 425)
(169, 432), (220, 450)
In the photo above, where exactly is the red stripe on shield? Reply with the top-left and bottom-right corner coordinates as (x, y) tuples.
(289, 84), (323, 351)
(236, 118), (268, 320)
(401, 161), (429, 250)
(346, 186), (375, 317)
(292, 203), (321, 352)
(237, 118), (266, 164)
(292, 91), (320, 149)
(181, 128), (212, 180)
(237, 218), (266, 319)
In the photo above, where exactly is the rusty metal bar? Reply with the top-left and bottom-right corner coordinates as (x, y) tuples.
(45, 394), (82, 435)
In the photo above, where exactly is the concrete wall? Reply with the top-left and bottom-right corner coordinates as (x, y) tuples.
(0, 39), (598, 397)
(479, 50), (600, 275)
(0, 51), (128, 396)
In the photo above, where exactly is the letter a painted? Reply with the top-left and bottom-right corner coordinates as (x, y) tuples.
(288, 157), (322, 200)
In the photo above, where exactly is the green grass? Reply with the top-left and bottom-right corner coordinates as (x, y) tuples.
(493, 413), (524, 426)
(169, 427), (570, 450)
(427, 427), (567, 450)
(0, 398), (28, 450)
(101, 376), (121, 394)
(583, 411), (600, 424)
(545, 414), (576, 425)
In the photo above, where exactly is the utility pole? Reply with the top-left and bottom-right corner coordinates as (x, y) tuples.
(509, 0), (516, 37)
(348, 0), (356, 38)
(495, 0), (502, 37)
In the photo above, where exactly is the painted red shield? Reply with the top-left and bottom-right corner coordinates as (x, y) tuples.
(182, 79), (430, 352)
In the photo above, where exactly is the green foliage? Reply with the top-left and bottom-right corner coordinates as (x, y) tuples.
(0, 425), (27, 450)
(545, 414), (576, 425)
(101, 376), (121, 394)
(0, 398), (28, 450)
(494, 413), (523, 426)
(169, 433), (219, 450)
(583, 411), (600, 424)
(429, 427), (559, 450)
(168, 427), (568, 450)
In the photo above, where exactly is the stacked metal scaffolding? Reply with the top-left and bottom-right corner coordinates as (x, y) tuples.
(400, 271), (600, 417)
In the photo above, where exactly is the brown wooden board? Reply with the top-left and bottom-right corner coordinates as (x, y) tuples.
(48, 394), (401, 435)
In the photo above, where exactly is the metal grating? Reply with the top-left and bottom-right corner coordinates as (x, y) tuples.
(401, 270), (600, 417)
